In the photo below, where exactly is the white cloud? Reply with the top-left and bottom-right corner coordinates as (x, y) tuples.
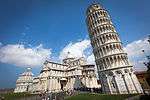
(0, 44), (51, 67)
(1, 37), (148, 71)
(59, 39), (91, 60)
(87, 54), (95, 64)
(124, 38), (150, 71)
(59, 37), (149, 71)
(59, 39), (97, 76)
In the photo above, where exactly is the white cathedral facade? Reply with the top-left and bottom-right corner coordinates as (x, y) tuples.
(14, 54), (100, 93)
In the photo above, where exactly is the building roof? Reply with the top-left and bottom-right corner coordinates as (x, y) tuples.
(21, 67), (33, 76)
(44, 60), (67, 66)
(16, 68), (33, 83)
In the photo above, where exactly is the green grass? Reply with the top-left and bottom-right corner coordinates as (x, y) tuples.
(65, 93), (138, 100)
(0, 92), (35, 100)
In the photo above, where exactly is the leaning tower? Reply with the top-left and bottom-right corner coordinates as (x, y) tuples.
(86, 3), (143, 94)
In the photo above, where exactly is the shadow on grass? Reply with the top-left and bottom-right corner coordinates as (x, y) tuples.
(65, 93), (139, 100)
(0, 92), (36, 100)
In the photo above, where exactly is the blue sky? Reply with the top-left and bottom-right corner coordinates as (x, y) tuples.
(0, 0), (150, 88)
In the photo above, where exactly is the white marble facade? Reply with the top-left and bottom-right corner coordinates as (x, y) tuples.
(86, 3), (143, 94)
(14, 68), (33, 93)
(14, 56), (100, 93)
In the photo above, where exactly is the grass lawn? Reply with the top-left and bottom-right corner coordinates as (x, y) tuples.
(0, 92), (36, 100)
(65, 93), (138, 100)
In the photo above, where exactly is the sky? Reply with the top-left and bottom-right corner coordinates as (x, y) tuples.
(0, 0), (150, 88)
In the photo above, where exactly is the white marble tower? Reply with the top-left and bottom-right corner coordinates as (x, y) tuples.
(86, 3), (143, 94)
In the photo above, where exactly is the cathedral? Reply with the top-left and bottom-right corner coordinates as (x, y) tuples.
(14, 53), (100, 93)
(14, 3), (143, 94)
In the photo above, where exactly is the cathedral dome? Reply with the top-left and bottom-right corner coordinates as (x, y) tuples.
(16, 68), (33, 83)
(63, 51), (75, 64)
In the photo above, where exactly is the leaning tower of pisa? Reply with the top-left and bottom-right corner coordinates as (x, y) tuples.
(86, 3), (143, 94)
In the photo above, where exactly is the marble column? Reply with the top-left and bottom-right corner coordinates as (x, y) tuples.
(122, 74), (129, 94)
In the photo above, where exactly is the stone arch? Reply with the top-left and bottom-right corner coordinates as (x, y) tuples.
(112, 43), (116, 50)
(103, 25), (105, 31)
(97, 19), (100, 24)
(116, 44), (119, 49)
(100, 11), (102, 16)
(100, 18), (102, 23)
(104, 58), (108, 68)
(104, 18), (107, 23)
(105, 34), (109, 42)
(97, 27), (100, 34)
(104, 46), (107, 55)
(99, 48), (103, 56)
(130, 68), (133, 72)
(110, 56), (113, 65)
(110, 44), (113, 51)
(99, 26), (102, 32)
(101, 11), (104, 16)
(112, 34), (116, 40)
(124, 69), (129, 73)
(106, 25), (109, 31)
(107, 33), (110, 40)
(114, 34), (118, 41)
(99, 37), (103, 44)
(115, 70), (122, 75)
(93, 12), (96, 19)
(106, 45), (109, 53)
(108, 25), (111, 30)
(104, 34), (107, 43)
(104, 11), (107, 17)
(101, 18), (103, 23)
(98, 49), (101, 57)
(125, 55), (129, 65)
(101, 26), (103, 32)
(98, 11), (100, 16)
(102, 46), (105, 56)
(104, 25), (107, 30)
(106, 57), (110, 68)
(102, 59), (106, 69)
(92, 22), (94, 29)
(94, 29), (96, 35)
(116, 44), (120, 52)
(98, 37), (102, 45)
(108, 71), (114, 76)
(118, 44), (121, 51)
(95, 11), (99, 18)
(114, 56), (117, 66)
(116, 55), (119, 66)
(123, 55), (129, 65)
(109, 34), (112, 40)
(102, 11), (105, 17)
(101, 35), (105, 43)
(117, 55), (121, 66)
(121, 55), (125, 65)
(111, 25), (114, 31)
